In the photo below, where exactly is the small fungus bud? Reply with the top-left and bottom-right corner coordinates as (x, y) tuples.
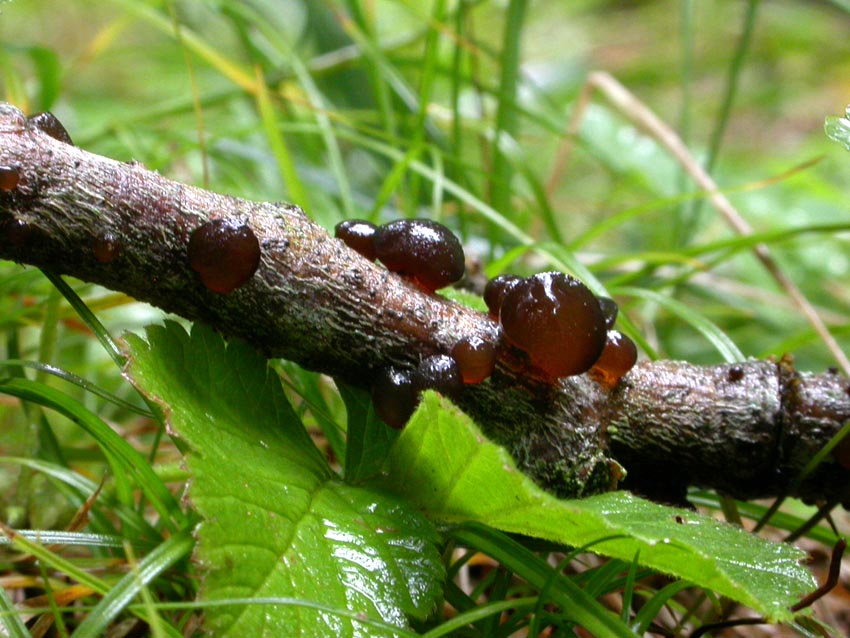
(92, 233), (121, 264)
(483, 274), (522, 320)
(451, 336), (497, 385)
(589, 330), (638, 389)
(0, 166), (20, 191)
(28, 112), (74, 145)
(371, 367), (418, 429)
(335, 219), (378, 261)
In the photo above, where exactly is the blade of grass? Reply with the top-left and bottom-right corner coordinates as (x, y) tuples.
(0, 360), (155, 417)
(106, 0), (255, 92)
(675, 0), (695, 246)
(422, 597), (538, 638)
(339, 1), (398, 138)
(632, 580), (694, 634)
(40, 272), (125, 369)
(490, 0), (527, 217)
(254, 66), (311, 209)
(166, 0), (210, 189)
(0, 457), (160, 540)
(0, 524), (184, 638)
(70, 530), (194, 638)
(0, 379), (185, 530)
(0, 530), (126, 549)
(35, 286), (62, 383)
(404, 0), (446, 217)
(681, 0), (760, 242)
(267, 30), (355, 218)
(614, 286), (745, 362)
(451, 523), (640, 638)
(0, 581), (31, 638)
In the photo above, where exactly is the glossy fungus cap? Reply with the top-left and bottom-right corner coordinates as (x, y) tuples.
(335, 219), (378, 261)
(188, 219), (261, 294)
(589, 330), (638, 388)
(371, 367), (417, 429)
(374, 219), (465, 293)
(500, 272), (607, 378)
(596, 296), (619, 330)
(483, 274), (522, 319)
(28, 112), (74, 145)
(412, 354), (463, 396)
(451, 336), (496, 385)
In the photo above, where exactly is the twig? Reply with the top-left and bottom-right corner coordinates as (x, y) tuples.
(1, 103), (850, 503)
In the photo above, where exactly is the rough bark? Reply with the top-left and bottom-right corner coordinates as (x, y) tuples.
(1, 103), (848, 505)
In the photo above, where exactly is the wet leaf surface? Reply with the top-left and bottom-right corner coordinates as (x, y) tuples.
(125, 323), (443, 637)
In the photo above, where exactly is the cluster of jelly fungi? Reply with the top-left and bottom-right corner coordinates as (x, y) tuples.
(335, 218), (465, 294)
(4, 111), (637, 431)
(336, 217), (638, 429)
(372, 354), (465, 430)
(487, 272), (637, 387)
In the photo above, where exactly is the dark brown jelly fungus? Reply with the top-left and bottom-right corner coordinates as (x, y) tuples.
(0, 165), (20, 191)
(28, 112), (74, 145)
(92, 233), (120, 264)
(412, 354), (463, 397)
(451, 336), (496, 385)
(371, 367), (418, 430)
(2, 218), (28, 248)
(597, 296), (618, 329)
(500, 272), (607, 379)
(589, 330), (638, 389)
(187, 219), (261, 294)
(483, 274), (522, 319)
(373, 219), (465, 293)
(727, 365), (745, 383)
(334, 219), (377, 261)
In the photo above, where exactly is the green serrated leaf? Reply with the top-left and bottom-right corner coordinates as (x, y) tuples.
(125, 322), (444, 637)
(385, 393), (815, 622)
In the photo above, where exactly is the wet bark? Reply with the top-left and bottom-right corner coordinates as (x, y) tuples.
(1, 103), (848, 504)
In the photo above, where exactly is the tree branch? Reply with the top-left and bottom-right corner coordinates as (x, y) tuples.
(1, 103), (848, 504)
